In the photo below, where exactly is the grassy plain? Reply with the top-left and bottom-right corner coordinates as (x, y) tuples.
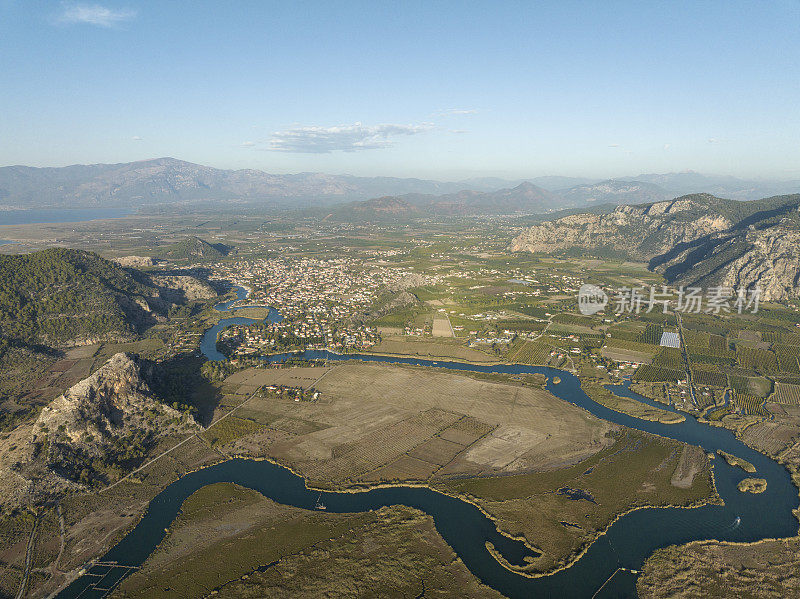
(434, 430), (716, 573)
(582, 381), (686, 424)
(112, 483), (503, 599)
(639, 539), (800, 598)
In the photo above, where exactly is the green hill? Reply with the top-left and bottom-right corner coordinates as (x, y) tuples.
(157, 236), (231, 262)
(0, 248), (165, 349)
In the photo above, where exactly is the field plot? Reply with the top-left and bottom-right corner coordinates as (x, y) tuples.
(773, 382), (800, 405)
(307, 409), (461, 483)
(220, 362), (612, 487)
(709, 334), (728, 351)
(737, 330), (761, 342)
(736, 346), (779, 372)
(688, 346), (736, 366)
(408, 437), (464, 465)
(362, 456), (440, 481)
(438, 416), (495, 445)
(368, 337), (497, 362)
(508, 339), (554, 365)
(774, 349), (800, 374)
(223, 366), (331, 389)
(601, 348), (655, 365)
(740, 421), (800, 455)
(691, 366), (727, 388)
(601, 338), (659, 364)
(693, 387), (723, 410)
(731, 391), (769, 417)
(633, 365), (683, 383)
(652, 347), (684, 369)
(203, 416), (266, 448)
(608, 322), (647, 342)
(604, 338), (661, 355)
(431, 315), (454, 337)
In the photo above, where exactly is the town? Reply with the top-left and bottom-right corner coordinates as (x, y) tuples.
(210, 256), (433, 356)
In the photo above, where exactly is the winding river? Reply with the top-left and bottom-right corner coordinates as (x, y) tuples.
(57, 287), (799, 598)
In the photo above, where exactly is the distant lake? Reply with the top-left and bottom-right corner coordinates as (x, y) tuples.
(0, 208), (133, 226)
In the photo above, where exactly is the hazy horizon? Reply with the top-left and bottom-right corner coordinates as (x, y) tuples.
(3, 156), (800, 187)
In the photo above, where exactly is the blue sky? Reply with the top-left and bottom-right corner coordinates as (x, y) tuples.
(1, 1), (798, 179)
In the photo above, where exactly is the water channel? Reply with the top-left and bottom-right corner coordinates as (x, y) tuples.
(56, 287), (799, 598)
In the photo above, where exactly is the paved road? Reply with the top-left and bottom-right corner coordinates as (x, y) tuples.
(675, 312), (698, 407)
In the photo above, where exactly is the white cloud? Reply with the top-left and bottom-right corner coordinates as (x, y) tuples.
(268, 122), (434, 153)
(131, 135), (142, 141)
(241, 141), (256, 147)
(58, 3), (136, 27)
(608, 143), (620, 148)
(663, 143), (671, 150)
(708, 137), (720, 144)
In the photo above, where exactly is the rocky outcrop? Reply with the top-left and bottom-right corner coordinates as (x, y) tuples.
(512, 193), (800, 300)
(35, 353), (196, 446)
(114, 255), (156, 268)
(150, 275), (217, 301)
(0, 353), (198, 509)
(654, 224), (800, 301)
(510, 195), (733, 260)
(351, 290), (421, 325)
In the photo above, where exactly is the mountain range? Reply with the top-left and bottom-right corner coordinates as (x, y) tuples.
(325, 182), (564, 219)
(510, 193), (800, 300)
(1, 158), (798, 214)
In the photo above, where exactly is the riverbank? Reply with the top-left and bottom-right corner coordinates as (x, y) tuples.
(96, 284), (793, 599)
(582, 380), (686, 424)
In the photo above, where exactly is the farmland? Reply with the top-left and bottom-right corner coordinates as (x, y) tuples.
(736, 346), (779, 373)
(691, 367), (728, 388)
(730, 391), (769, 417)
(507, 339), (557, 365)
(633, 365), (684, 383)
(772, 381), (800, 405)
(4, 215), (800, 599)
(209, 362), (615, 486)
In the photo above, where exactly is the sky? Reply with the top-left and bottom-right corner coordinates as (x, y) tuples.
(1, 0), (799, 180)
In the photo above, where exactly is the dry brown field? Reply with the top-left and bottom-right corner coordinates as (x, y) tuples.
(432, 315), (454, 337)
(214, 362), (613, 487)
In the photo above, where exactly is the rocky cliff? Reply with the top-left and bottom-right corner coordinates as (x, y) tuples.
(0, 353), (198, 509)
(652, 206), (800, 300)
(511, 193), (800, 300)
(149, 274), (217, 301)
(510, 194), (733, 259)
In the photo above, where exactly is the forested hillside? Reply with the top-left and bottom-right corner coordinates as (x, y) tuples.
(156, 236), (230, 262)
(0, 248), (166, 349)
